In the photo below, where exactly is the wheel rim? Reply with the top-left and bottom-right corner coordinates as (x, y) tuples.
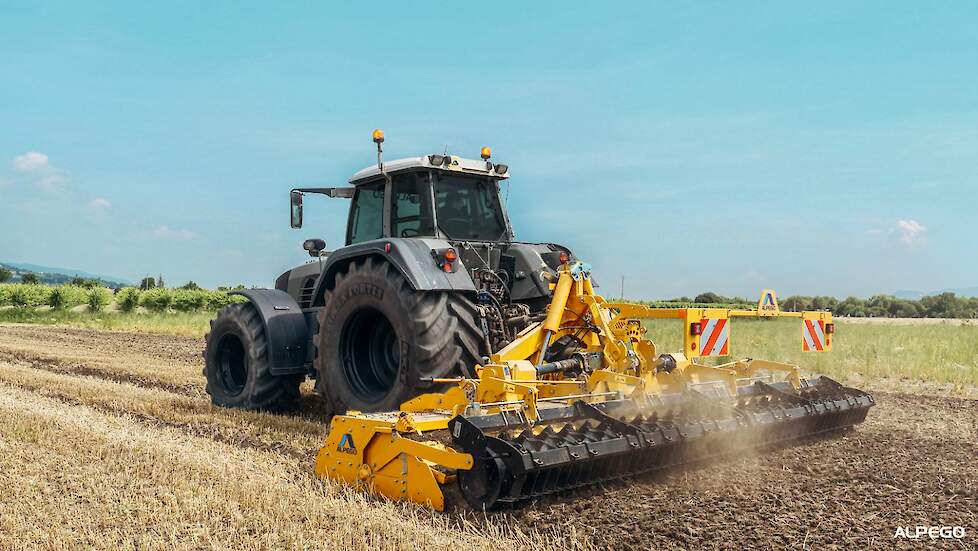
(339, 307), (400, 402)
(217, 334), (247, 395)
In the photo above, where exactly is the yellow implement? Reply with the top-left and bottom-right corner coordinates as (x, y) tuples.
(315, 262), (872, 511)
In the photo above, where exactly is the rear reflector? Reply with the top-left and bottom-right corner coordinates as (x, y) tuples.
(690, 322), (702, 336)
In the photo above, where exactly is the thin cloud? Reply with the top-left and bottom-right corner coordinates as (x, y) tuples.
(12, 151), (50, 172)
(90, 197), (112, 209)
(11, 151), (68, 191)
(35, 173), (67, 191)
(895, 219), (926, 245)
(153, 225), (196, 240)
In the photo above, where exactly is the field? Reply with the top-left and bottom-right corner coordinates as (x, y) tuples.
(0, 307), (216, 337)
(643, 318), (978, 394)
(0, 320), (975, 549)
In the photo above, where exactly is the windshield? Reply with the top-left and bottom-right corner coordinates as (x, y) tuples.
(434, 174), (507, 240)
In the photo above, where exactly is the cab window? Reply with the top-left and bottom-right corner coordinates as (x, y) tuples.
(348, 182), (385, 244)
(391, 173), (434, 238)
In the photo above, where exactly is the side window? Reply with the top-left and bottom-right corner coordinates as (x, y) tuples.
(348, 182), (385, 244)
(391, 173), (434, 238)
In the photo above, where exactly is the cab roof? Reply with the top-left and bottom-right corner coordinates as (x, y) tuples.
(349, 155), (510, 185)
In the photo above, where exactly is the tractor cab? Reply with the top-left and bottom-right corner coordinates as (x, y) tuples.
(346, 155), (513, 245)
(284, 132), (573, 315)
(290, 147), (514, 247)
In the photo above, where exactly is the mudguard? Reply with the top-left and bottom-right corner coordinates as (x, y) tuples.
(313, 238), (477, 305)
(231, 289), (309, 376)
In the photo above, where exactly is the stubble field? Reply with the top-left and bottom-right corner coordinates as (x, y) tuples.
(0, 320), (975, 549)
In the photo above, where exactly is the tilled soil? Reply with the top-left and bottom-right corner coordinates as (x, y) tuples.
(0, 323), (975, 550)
(489, 392), (977, 549)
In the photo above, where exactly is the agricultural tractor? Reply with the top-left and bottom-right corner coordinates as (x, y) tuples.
(205, 130), (569, 414)
(204, 131), (873, 511)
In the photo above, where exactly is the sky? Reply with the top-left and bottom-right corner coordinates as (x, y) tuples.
(1, 2), (976, 299)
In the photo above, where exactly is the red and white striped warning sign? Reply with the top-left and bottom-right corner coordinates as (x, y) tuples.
(802, 319), (827, 351)
(699, 318), (729, 356)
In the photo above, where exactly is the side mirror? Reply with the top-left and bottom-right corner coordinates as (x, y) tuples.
(303, 238), (326, 257)
(290, 191), (303, 228)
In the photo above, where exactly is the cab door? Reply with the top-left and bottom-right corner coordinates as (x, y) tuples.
(390, 172), (435, 238)
(346, 181), (386, 245)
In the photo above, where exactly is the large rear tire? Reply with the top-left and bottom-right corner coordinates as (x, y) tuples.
(315, 257), (483, 414)
(204, 302), (301, 411)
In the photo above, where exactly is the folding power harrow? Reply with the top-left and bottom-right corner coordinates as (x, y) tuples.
(315, 262), (874, 511)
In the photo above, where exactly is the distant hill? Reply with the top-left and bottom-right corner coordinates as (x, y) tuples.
(894, 287), (978, 299)
(0, 261), (133, 289)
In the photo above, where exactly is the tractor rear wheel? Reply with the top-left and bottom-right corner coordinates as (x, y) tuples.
(204, 302), (301, 410)
(316, 257), (483, 414)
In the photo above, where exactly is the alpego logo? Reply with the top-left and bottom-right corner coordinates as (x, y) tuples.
(337, 433), (356, 454)
(893, 526), (965, 539)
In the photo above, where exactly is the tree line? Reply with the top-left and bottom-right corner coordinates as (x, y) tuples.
(672, 292), (978, 319)
(0, 272), (249, 314)
(3, 267), (975, 318)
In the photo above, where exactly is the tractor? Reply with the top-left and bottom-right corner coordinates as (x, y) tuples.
(204, 130), (569, 414)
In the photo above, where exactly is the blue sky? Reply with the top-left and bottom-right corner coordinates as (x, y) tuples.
(1, 2), (975, 298)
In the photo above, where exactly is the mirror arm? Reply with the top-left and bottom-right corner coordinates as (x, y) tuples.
(291, 187), (355, 229)
(293, 187), (355, 199)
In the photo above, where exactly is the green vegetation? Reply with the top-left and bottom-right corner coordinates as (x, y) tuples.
(86, 287), (113, 312)
(138, 288), (173, 311)
(4, 282), (974, 319)
(0, 283), (245, 319)
(116, 287), (141, 312)
(642, 291), (978, 318)
(643, 317), (978, 389)
(47, 285), (88, 309)
(633, 291), (753, 310)
(778, 293), (978, 318)
(0, 308), (215, 337)
(638, 300), (753, 310)
(6, 284), (51, 308)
